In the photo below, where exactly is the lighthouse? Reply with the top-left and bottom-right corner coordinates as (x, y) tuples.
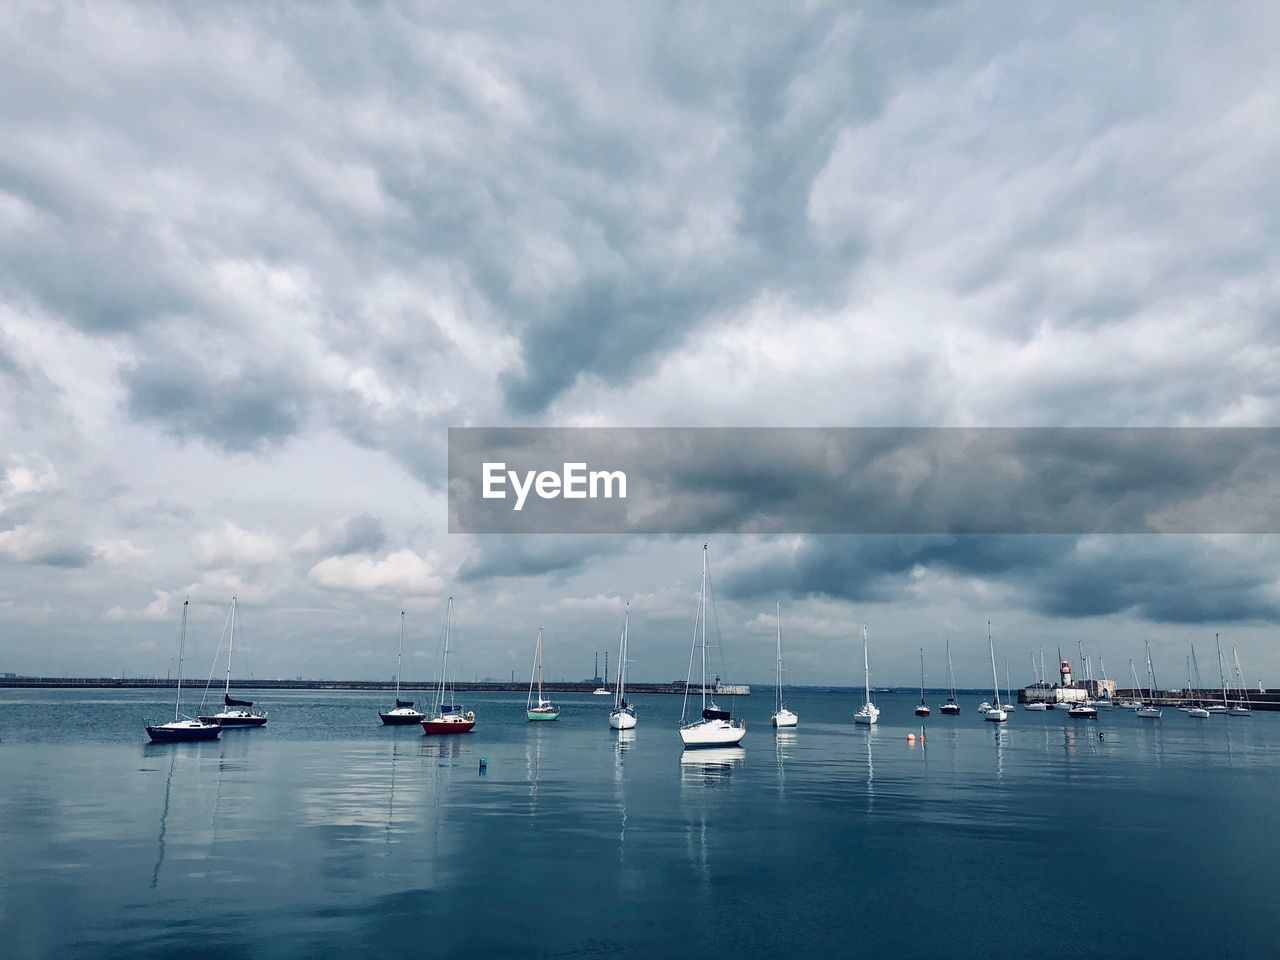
(1060, 659), (1073, 687)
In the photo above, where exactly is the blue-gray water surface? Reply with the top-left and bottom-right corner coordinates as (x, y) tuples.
(2, 687), (1278, 959)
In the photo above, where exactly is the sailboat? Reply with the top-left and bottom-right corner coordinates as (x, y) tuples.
(853, 625), (879, 725)
(146, 599), (221, 742)
(983, 622), (1007, 722)
(1087, 657), (1113, 708)
(678, 543), (746, 748)
(594, 651), (611, 695)
(609, 604), (637, 730)
(1213, 633), (1235, 716)
(771, 601), (798, 728)
(914, 647), (930, 717)
(380, 611), (426, 725)
(198, 596), (268, 727)
(1184, 653), (1210, 718)
(527, 628), (561, 721)
(1136, 642), (1162, 718)
(421, 597), (476, 734)
(1189, 643), (1219, 715)
(939, 640), (961, 714)
(1024, 652), (1048, 710)
(1229, 645), (1253, 716)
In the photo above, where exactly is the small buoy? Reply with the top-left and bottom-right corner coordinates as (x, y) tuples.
(1098, 732), (1104, 740)
(479, 757), (488, 775)
(906, 733), (916, 742)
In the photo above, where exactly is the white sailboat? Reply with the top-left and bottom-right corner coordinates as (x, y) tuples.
(1087, 657), (1113, 708)
(198, 596), (268, 727)
(380, 611), (426, 724)
(939, 640), (961, 714)
(594, 651), (611, 695)
(1136, 642), (1162, 718)
(1229, 645), (1253, 716)
(1184, 654), (1210, 718)
(1024, 651), (1048, 710)
(679, 544), (746, 748)
(145, 599), (221, 742)
(608, 604), (637, 730)
(853, 625), (880, 725)
(527, 628), (561, 721)
(983, 622), (1007, 722)
(771, 601), (798, 729)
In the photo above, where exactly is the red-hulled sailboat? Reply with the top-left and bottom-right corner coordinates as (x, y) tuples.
(421, 597), (476, 735)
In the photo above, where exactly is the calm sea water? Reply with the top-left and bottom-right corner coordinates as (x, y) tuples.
(2, 687), (1278, 959)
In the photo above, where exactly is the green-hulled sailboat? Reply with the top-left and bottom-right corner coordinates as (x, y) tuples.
(527, 627), (561, 721)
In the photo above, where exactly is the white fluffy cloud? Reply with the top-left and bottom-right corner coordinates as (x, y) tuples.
(193, 521), (284, 567)
(308, 549), (445, 597)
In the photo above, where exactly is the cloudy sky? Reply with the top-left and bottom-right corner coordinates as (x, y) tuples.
(2, 2), (1279, 689)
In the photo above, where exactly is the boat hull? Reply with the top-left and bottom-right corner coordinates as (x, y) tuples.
(1023, 703), (1049, 711)
(939, 703), (961, 715)
(421, 718), (476, 735)
(771, 709), (798, 728)
(146, 722), (221, 742)
(198, 714), (267, 727)
(914, 706), (931, 717)
(1136, 706), (1162, 718)
(609, 709), (638, 730)
(679, 719), (745, 748)
(527, 709), (561, 721)
(1229, 706), (1252, 716)
(983, 709), (1008, 722)
(380, 711), (426, 725)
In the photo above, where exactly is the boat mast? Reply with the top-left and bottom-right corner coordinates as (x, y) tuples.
(776, 601), (784, 713)
(395, 610), (405, 701)
(947, 639), (956, 699)
(700, 544), (709, 712)
(225, 595), (237, 701)
(1215, 633), (1229, 708)
(862, 624), (871, 706)
(1040, 647), (1047, 686)
(1145, 640), (1159, 702)
(614, 604), (628, 711)
(175, 599), (189, 721)
(919, 647), (926, 704)
(438, 598), (452, 713)
(988, 621), (999, 705)
(537, 629), (544, 705)
(1129, 659), (1141, 700)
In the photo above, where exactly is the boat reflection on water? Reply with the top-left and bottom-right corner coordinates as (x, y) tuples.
(420, 736), (465, 763)
(774, 729), (795, 796)
(150, 751), (178, 889)
(679, 746), (745, 786)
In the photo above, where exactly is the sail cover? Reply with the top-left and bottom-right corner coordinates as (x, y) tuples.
(441, 704), (458, 714)
(224, 694), (254, 707)
(395, 698), (415, 709)
(701, 707), (731, 721)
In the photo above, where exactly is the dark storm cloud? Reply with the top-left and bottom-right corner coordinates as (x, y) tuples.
(450, 428), (1280, 534)
(457, 535), (626, 582)
(722, 534), (1280, 625)
(123, 360), (305, 452)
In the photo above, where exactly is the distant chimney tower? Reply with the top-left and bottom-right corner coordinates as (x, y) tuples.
(1060, 659), (1073, 687)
